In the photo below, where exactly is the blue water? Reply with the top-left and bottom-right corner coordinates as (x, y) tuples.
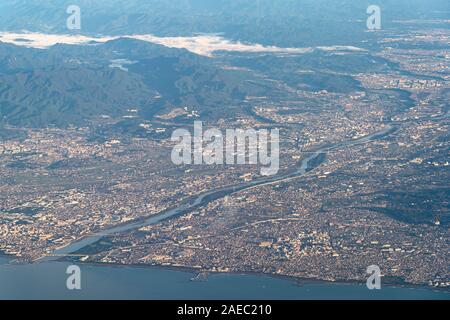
(0, 257), (448, 300)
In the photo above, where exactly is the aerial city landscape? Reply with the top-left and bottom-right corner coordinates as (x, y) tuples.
(0, 0), (448, 299)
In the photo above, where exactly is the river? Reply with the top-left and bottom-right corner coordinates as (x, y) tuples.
(41, 125), (397, 261)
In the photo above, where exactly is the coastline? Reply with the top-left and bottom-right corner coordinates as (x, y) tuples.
(1, 249), (449, 299)
(59, 257), (450, 294)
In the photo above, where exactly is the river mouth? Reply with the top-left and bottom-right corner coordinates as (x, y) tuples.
(38, 125), (397, 262)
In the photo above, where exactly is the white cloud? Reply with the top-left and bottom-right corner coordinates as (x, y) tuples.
(0, 32), (366, 57)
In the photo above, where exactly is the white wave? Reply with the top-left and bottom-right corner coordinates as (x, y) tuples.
(0, 31), (366, 57)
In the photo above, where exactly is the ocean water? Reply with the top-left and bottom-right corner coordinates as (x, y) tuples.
(0, 257), (448, 300)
